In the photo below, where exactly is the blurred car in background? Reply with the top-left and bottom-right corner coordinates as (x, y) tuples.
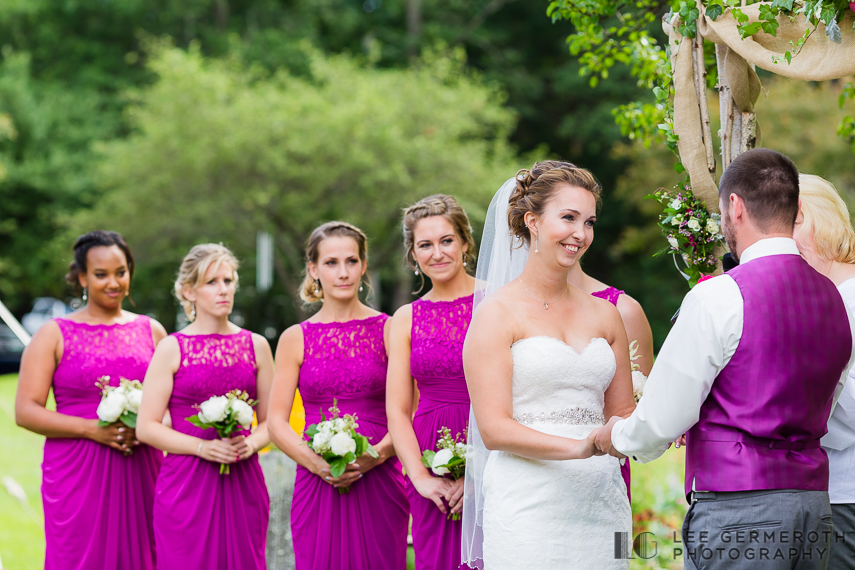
(0, 324), (25, 375)
(22, 297), (71, 336)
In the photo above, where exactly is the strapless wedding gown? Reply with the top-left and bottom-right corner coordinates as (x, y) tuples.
(481, 336), (631, 569)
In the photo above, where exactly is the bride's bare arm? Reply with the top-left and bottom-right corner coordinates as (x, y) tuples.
(602, 305), (636, 421)
(463, 298), (597, 461)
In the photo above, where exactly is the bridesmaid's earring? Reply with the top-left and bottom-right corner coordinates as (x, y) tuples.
(359, 282), (364, 292)
(82, 287), (88, 302)
(314, 279), (321, 294)
(414, 264), (419, 276)
(125, 291), (130, 297)
(189, 302), (196, 322)
(463, 253), (468, 268)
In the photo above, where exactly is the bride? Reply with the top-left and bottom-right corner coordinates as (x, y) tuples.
(461, 161), (634, 569)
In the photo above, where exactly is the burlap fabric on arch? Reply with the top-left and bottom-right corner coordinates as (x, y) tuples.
(667, 2), (855, 213)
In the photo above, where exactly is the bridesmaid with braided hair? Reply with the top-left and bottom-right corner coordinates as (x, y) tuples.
(268, 221), (408, 570)
(386, 195), (478, 570)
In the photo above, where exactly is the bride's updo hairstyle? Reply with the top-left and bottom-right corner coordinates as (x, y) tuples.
(174, 243), (240, 319)
(402, 194), (477, 275)
(300, 221), (369, 304)
(508, 160), (602, 246)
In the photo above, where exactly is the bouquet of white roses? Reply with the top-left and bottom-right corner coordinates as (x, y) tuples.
(186, 389), (256, 475)
(95, 376), (144, 456)
(629, 340), (647, 403)
(421, 427), (467, 520)
(96, 376), (144, 428)
(305, 400), (378, 494)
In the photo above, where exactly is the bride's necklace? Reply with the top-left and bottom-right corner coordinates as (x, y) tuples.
(518, 277), (568, 310)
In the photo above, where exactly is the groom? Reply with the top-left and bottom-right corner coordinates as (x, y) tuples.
(595, 148), (855, 569)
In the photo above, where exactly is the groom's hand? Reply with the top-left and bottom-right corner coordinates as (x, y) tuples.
(594, 416), (627, 459)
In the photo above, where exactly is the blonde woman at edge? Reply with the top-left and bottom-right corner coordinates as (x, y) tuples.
(386, 195), (478, 570)
(793, 174), (855, 570)
(137, 244), (273, 570)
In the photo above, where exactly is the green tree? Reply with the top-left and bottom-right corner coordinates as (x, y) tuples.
(69, 43), (517, 334)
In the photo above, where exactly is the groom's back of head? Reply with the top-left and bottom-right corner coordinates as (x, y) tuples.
(718, 148), (800, 233)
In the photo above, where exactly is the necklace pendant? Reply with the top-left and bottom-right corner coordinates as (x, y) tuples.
(543, 303), (549, 310)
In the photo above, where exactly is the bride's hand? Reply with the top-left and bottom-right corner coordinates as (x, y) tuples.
(574, 430), (602, 459)
(412, 473), (453, 514)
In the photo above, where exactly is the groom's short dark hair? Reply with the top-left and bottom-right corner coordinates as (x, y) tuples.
(718, 148), (799, 233)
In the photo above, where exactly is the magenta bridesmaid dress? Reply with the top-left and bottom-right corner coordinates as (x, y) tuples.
(291, 314), (409, 570)
(592, 286), (632, 502)
(44, 316), (162, 569)
(153, 329), (269, 570)
(409, 294), (473, 570)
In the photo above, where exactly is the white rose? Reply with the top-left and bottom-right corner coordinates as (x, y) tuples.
(670, 198), (682, 210)
(330, 431), (357, 457)
(705, 219), (719, 234)
(96, 391), (125, 423)
(312, 431), (330, 452)
(431, 448), (455, 476)
(333, 418), (346, 431)
(231, 399), (254, 429)
(320, 422), (334, 437)
(632, 370), (648, 400)
(687, 218), (701, 232)
(125, 388), (143, 414)
(670, 215), (683, 226)
(199, 396), (229, 424)
(667, 236), (679, 250)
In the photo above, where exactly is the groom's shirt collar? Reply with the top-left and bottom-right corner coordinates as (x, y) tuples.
(739, 237), (800, 265)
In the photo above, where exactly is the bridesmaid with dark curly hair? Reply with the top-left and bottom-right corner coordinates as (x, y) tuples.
(15, 230), (166, 569)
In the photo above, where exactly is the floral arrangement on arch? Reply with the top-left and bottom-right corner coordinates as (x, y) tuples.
(647, 183), (726, 287)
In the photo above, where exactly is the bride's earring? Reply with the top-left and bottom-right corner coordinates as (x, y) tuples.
(359, 281), (364, 292)
(534, 233), (539, 253)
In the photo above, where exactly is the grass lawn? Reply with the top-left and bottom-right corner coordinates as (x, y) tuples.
(0, 374), (46, 570)
(0, 373), (687, 569)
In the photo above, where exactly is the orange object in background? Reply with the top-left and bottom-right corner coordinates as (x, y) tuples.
(289, 389), (306, 435)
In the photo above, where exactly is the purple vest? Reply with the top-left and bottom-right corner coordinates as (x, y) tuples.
(685, 254), (851, 495)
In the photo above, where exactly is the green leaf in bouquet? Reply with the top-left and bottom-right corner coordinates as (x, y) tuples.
(445, 456), (465, 467)
(343, 451), (356, 464)
(305, 424), (320, 438)
(421, 450), (436, 469)
(365, 444), (379, 459)
(322, 451), (337, 461)
(120, 412), (137, 429)
(97, 420), (112, 427)
(330, 457), (348, 478)
(185, 415), (210, 429)
(353, 434), (368, 457)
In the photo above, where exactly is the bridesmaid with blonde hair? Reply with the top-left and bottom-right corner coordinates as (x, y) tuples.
(268, 221), (408, 570)
(137, 243), (273, 570)
(386, 194), (478, 569)
(15, 230), (166, 569)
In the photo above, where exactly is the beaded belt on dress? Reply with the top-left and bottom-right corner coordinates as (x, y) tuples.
(513, 407), (605, 426)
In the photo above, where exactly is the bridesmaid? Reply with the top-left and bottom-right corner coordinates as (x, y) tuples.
(386, 195), (477, 570)
(137, 243), (273, 570)
(268, 221), (408, 570)
(15, 230), (166, 569)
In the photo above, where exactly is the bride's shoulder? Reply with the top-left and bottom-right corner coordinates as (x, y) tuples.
(471, 287), (519, 328)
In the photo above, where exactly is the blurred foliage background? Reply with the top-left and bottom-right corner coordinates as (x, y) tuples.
(0, 0), (853, 348)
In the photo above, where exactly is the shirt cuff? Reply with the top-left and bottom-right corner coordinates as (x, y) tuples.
(611, 417), (671, 464)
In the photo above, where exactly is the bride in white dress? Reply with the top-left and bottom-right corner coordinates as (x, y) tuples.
(461, 161), (634, 569)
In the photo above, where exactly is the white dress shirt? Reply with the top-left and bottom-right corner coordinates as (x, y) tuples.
(826, 278), (855, 504)
(612, 237), (855, 465)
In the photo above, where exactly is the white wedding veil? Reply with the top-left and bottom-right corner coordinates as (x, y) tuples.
(462, 176), (529, 569)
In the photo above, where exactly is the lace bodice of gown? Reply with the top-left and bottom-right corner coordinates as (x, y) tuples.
(53, 316), (154, 418)
(509, 336), (616, 427)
